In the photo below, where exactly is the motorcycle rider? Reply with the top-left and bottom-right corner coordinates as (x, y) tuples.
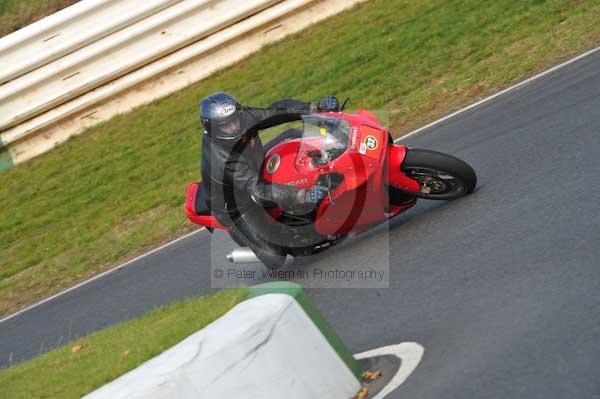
(199, 92), (340, 269)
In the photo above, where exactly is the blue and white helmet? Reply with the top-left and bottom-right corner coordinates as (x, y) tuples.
(200, 92), (244, 140)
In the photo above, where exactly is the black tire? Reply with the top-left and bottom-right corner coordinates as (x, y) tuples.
(228, 229), (247, 247)
(400, 148), (476, 200)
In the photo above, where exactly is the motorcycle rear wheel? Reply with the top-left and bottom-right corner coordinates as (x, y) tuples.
(400, 148), (476, 200)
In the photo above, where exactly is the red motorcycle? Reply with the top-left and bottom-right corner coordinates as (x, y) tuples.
(185, 107), (476, 268)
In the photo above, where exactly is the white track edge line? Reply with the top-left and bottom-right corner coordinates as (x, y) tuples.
(399, 44), (600, 141)
(2, 42), (600, 325)
(0, 228), (204, 324)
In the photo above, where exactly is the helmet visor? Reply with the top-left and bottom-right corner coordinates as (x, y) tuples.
(217, 114), (241, 135)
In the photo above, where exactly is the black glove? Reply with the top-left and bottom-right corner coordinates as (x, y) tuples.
(286, 184), (329, 212)
(317, 96), (340, 112)
(304, 184), (329, 205)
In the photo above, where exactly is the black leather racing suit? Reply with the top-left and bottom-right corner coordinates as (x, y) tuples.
(200, 99), (312, 268)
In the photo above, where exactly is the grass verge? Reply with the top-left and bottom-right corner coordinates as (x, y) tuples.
(0, 0), (80, 38)
(0, 288), (247, 398)
(2, 0), (600, 315)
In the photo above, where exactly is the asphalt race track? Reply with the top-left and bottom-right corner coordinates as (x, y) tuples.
(2, 50), (600, 398)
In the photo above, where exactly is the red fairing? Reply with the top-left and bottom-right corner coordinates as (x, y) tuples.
(387, 144), (421, 193)
(184, 182), (228, 230)
(314, 128), (388, 235)
(262, 112), (401, 236)
(262, 140), (313, 188)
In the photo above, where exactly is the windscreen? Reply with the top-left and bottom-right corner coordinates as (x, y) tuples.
(296, 115), (350, 167)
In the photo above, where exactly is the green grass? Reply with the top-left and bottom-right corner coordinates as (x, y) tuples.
(2, 0), (600, 315)
(0, 0), (80, 37)
(0, 288), (247, 399)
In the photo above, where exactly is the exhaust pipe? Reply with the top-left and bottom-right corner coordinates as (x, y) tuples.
(227, 247), (295, 264)
(227, 247), (261, 263)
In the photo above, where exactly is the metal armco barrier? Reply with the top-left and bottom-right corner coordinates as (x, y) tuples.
(0, 0), (183, 85)
(0, 0), (368, 170)
(0, 0), (280, 131)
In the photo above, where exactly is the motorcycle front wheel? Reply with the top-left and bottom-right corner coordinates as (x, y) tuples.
(400, 148), (477, 200)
